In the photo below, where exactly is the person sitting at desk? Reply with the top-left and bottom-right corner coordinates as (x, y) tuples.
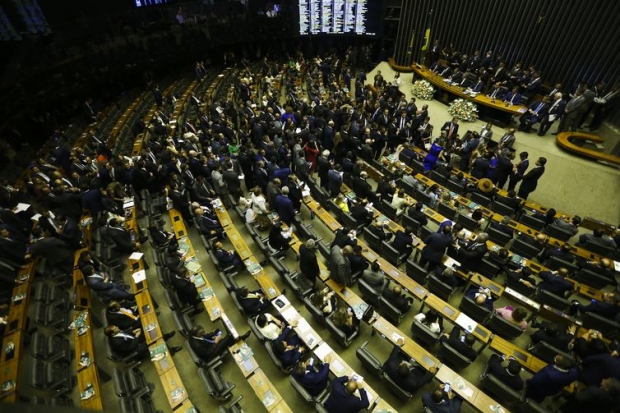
(236, 286), (271, 315)
(495, 189), (522, 212)
(268, 221), (291, 253)
(559, 377), (620, 413)
(324, 376), (370, 413)
(361, 261), (387, 290)
(577, 228), (617, 250)
(391, 190), (412, 215)
(490, 216), (515, 238)
(503, 86), (522, 106)
(273, 325), (306, 368)
(487, 81), (507, 100)
(148, 224), (178, 249)
(525, 354), (578, 402)
(464, 285), (495, 311)
(292, 355), (331, 397)
(83, 264), (135, 303)
(422, 384), (464, 413)
(530, 321), (576, 352)
(569, 292), (620, 319)
(384, 338), (434, 393)
(194, 207), (224, 239)
(105, 325), (181, 360)
(350, 198), (374, 227)
(349, 245), (368, 274)
(332, 306), (360, 336)
(213, 240), (243, 269)
(331, 227), (358, 249)
(391, 227), (416, 260)
(454, 233), (489, 272)
(106, 301), (141, 331)
(189, 325), (250, 363)
(164, 244), (185, 272)
(171, 268), (205, 315)
(407, 202), (429, 227)
(569, 329), (609, 360)
(537, 268), (574, 297)
(494, 306), (529, 330)
(486, 354), (524, 391)
(382, 286), (413, 314)
(552, 215), (581, 237)
(413, 309), (444, 334)
(440, 328), (478, 362)
(367, 219), (393, 243)
(519, 96), (550, 132)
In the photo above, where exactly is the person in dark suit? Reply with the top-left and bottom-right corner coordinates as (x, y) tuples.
(324, 376), (370, 413)
(299, 239), (320, 287)
(391, 227), (416, 260)
(454, 232), (489, 272)
(441, 118), (459, 145)
(213, 241), (243, 269)
(327, 164), (343, 197)
(537, 268), (574, 296)
(273, 326), (306, 368)
(351, 172), (373, 201)
(0, 225), (28, 266)
(268, 221), (291, 253)
(519, 97), (552, 132)
(419, 225), (453, 271)
(525, 355), (578, 402)
(382, 286), (413, 314)
(440, 328), (478, 362)
(27, 229), (76, 279)
(274, 187), (296, 226)
(463, 285), (495, 311)
(291, 356), (331, 397)
(559, 377), (620, 413)
(83, 265), (135, 302)
(105, 325), (181, 359)
(507, 152), (529, 192)
(317, 151), (331, 189)
(569, 292), (620, 319)
(407, 202), (429, 227)
(236, 286), (270, 315)
(55, 215), (81, 249)
(383, 339), (434, 393)
(148, 224), (177, 249)
(189, 325), (249, 363)
(106, 301), (141, 331)
(422, 386), (464, 413)
(486, 354), (524, 391)
(579, 352), (620, 386)
(366, 219), (393, 242)
(106, 218), (137, 254)
(171, 268), (204, 315)
(193, 207), (224, 239)
(517, 157), (546, 199)
(490, 216), (515, 238)
(530, 322), (576, 351)
(350, 199), (374, 227)
(222, 163), (242, 200)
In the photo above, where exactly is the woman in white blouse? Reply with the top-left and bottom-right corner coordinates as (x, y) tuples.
(255, 313), (284, 340)
(251, 187), (269, 230)
(413, 309), (443, 334)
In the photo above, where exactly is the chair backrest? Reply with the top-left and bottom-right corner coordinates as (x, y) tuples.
(289, 375), (314, 403)
(429, 170), (447, 185)
(487, 313), (524, 340)
(381, 200), (400, 221)
(456, 214), (479, 231)
(184, 341), (207, 368)
(583, 240), (615, 257)
(325, 316), (357, 347)
(264, 340), (292, 373)
(229, 291), (247, 317)
(582, 312), (620, 338)
(340, 212), (360, 232)
(206, 367), (235, 401)
(509, 238), (542, 260)
(543, 225), (574, 242)
(304, 296), (328, 325)
(505, 276), (536, 297)
(318, 241), (331, 261)
(437, 203), (458, 220)
(327, 200), (343, 220)
(470, 192), (492, 207)
(362, 227), (382, 253)
(379, 295), (405, 326)
(398, 152), (413, 166)
(489, 201), (517, 217)
(518, 214), (546, 231)
(401, 214), (422, 232)
(355, 341), (383, 377)
(415, 189), (432, 207)
(487, 226), (512, 247)
(411, 160), (425, 174)
(269, 256), (288, 277)
(381, 240), (406, 266)
(427, 275), (455, 301)
(439, 340), (472, 370)
(411, 319), (441, 349)
(445, 179), (465, 194)
(358, 278), (381, 306)
(382, 371), (413, 401)
(400, 179), (417, 195)
(573, 268), (612, 290)
(458, 296), (492, 324)
(406, 259), (428, 285)
(528, 341), (573, 364)
(478, 258), (500, 278)
(545, 256), (578, 273)
(479, 373), (523, 405)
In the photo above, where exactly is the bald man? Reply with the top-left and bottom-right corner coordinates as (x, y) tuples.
(382, 285), (413, 314)
(324, 375), (369, 413)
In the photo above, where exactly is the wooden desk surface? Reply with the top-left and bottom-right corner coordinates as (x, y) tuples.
(160, 367), (188, 409)
(246, 368), (290, 412)
(78, 364), (103, 410)
(303, 197), (342, 232)
(135, 292), (163, 345)
(226, 226), (253, 260)
(275, 297), (323, 350)
(490, 335), (546, 373)
(213, 202), (233, 228)
(229, 342), (259, 377)
(254, 270), (281, 300)
(424, 294), (492, 343)
(435, 364), (506, 411)
(372, 316), (440, 372)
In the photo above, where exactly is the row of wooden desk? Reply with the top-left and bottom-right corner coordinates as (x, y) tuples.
(168, 205), (293, 412)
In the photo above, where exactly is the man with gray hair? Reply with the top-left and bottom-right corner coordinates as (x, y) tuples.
(329, 245), (353, 286)
(274, 186), (295, 226)
(299, 239), (320, 287)
(537, 92), (566, 136)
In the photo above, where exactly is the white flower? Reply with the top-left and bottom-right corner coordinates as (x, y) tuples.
(448, 99), (478, 122)
(411, 80), (435, 100)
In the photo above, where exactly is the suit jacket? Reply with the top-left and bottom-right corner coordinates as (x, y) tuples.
(519, 166), (545, 194)
(457, 240), (488, 270)
(329, 246), (351, 285)
(440, 328), (477, 361)
(503, 91), (522, 105)
(30, 237), (73, 268)
(351, 177), (373, 200)
(107, 226), (134, 253)
(189, 331), (228, 361)
(561, 384), (620, 413)
(382, 288), (411, 313)
(538, 271), (573, 296)
(487, 354), (524, 390)
(525, 364), (579, 402)
(275, 195), (295, 225)
(422, 392), (464, 413)
(293, 362), (330, 397)
(196, 215), (222, 235)
(498, 133), (516, 148)
(299, 245), (320, 282)
(391, 231), (414, 251)
(222, 170), (241, 193)
(327, 169), (343, 196)
(324, 376), (369, 413)
(239, 290), (269, 315)
(109, 332), (148, 357)
(441, 121), (459, 139)
(383, 344), (433, 393)
(422, 232), (453, 263)
(172, 275), (200, 306)
(106, 309), (141, 331)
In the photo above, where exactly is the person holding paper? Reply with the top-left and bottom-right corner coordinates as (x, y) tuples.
(384, 338), (434, 393)
(189, 325), (250, 363)
(171, 268), (204, 315)
(104, 325), (181, 359)
(83, 264), (135, 303)
(292, 354), (331, 397)
(324, 375), (370, 413)
(422, 385), (464, 413)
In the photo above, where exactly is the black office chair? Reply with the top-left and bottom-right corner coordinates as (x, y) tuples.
(358, 279), (382, 306)
(411, 319), (441, 349)
(438, 340), (472, 370)
(362, 227), (383, 253)
(399, 152), (413, 166)
(30, 360), (73, 395)
(458, 296), (493, 324)
(31, 332), (71, 364)
(582, 240), (615, 257)
(445, 179), (465, 194)
(282, 270), (314, 299)
(104, 337), (140, 366)
(527, 341), (573, 364)
(341, 213), (363, 233)
(429, 170), (447, 185)
(479, 366), (524, 405)
(582, 312), (620, 339)
(326, 315), (360, 347)
(487, 313), (525, 340)
(489, 201), (517, 217)
(381, 200), (400, 222)
(509, 238), (542, 260)
(545, 256), (578, 273)
(199, 361), (236, 401)
(171, 310), (194, 337)
(470, 192), (492, 207)
(415, 189), (432, 207)
(438, 203), (458, 220)
(519, 398), (550, 413)
(264, 340), (293, 373)
(327, 200), (344, 221)
(487, 226), (513, 247)
(383, 370), (414, 401)
(355, 341), (383, 377)
(456, 214), (479, 232)
(420, 225), (434, 240)
(163, 289), (194, 315)
(411, 160), (426, 174)
(379, 295), (406, 326)
(112, 367), (153, 398)
(381, 240), (408, 266)
(289, 375), (330, 404)
(518, 214), (546, 231)
(505, 276), (536, 297)
(304, 295), (328, 326)
(573, 268), (612, 290)
(406, 259), (428, 285)
(401, 214), (422, 232)
(427, 274), (456, 301)
(543, 225), (574, 242)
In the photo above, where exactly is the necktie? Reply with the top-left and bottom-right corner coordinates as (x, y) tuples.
(400, 118), (406, 129)
(534, 103), (544, 114)
(448, 125), (454, 139)
(491, 89), (498, 98)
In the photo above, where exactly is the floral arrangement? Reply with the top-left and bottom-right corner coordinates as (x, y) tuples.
(448, 99), (478, 122)
(411, 80), (435, 100)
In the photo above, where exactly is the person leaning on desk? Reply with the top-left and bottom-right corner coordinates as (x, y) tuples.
(422, 383), (464, 413)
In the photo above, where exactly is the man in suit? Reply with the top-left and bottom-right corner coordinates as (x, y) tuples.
(236, 286), (271, 315)
(538, 92), (566, 136)
(213, 241), (243, 269)
(441, 118), (459, 145)
(350, 199), (374, 227)
(407, 202), (429, 226)
(171, 268), (205, 315)
(55, 215), (82, 249)
(273, 326), (306, 368)
(486, 354), (524, 391)
(419, 225), (453, 271)
(497, 128), (517, 150)
(317, 151), (331, 189)
(189, 325), (249, 364)
(454, 232), (489, 272)
(517, 157), (546, 199)
(27, 229), (74, 278)
(569, 292), (620, 319)
(327, 164), (343, 197)
(382, 286), (413, 314)
(274, 186), (296, 226)
(577, 228), (617, 249)
(106, 218), (138, 254)
(391, 227), (416, 260)
(539, 243), (575, 264)
(464, 285), (495, 311)
(329, 245), (353, 286)
(530, 322), (576, 351)
(422, 385), (464, 413)
(559, 377), (620, 413)
(519, 96), (550, 132)
(324, 376), (370, 413)
(555, 90), (587, 134)
(222, 163), (242, 200)
(0, 224), (28, 266)
(490, 216), (514, 238)
(299, 239), (320, 287)
(83, 264), (135, 302)
(291, 355), (331, 397)
(440, 328), (478, 362)
(384, 339), (434, 393)
(525, 355), (578, 402)
(105, 325), (181, 359)
(507, 151), (530, 192)
(503, 86), (522, 105)
(193, 207), (224, 239)
(537, 268), (574, 296)
(265, 178), (282, 209)
(361, 261), (386, 290)
(351, 172), (373, 201)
